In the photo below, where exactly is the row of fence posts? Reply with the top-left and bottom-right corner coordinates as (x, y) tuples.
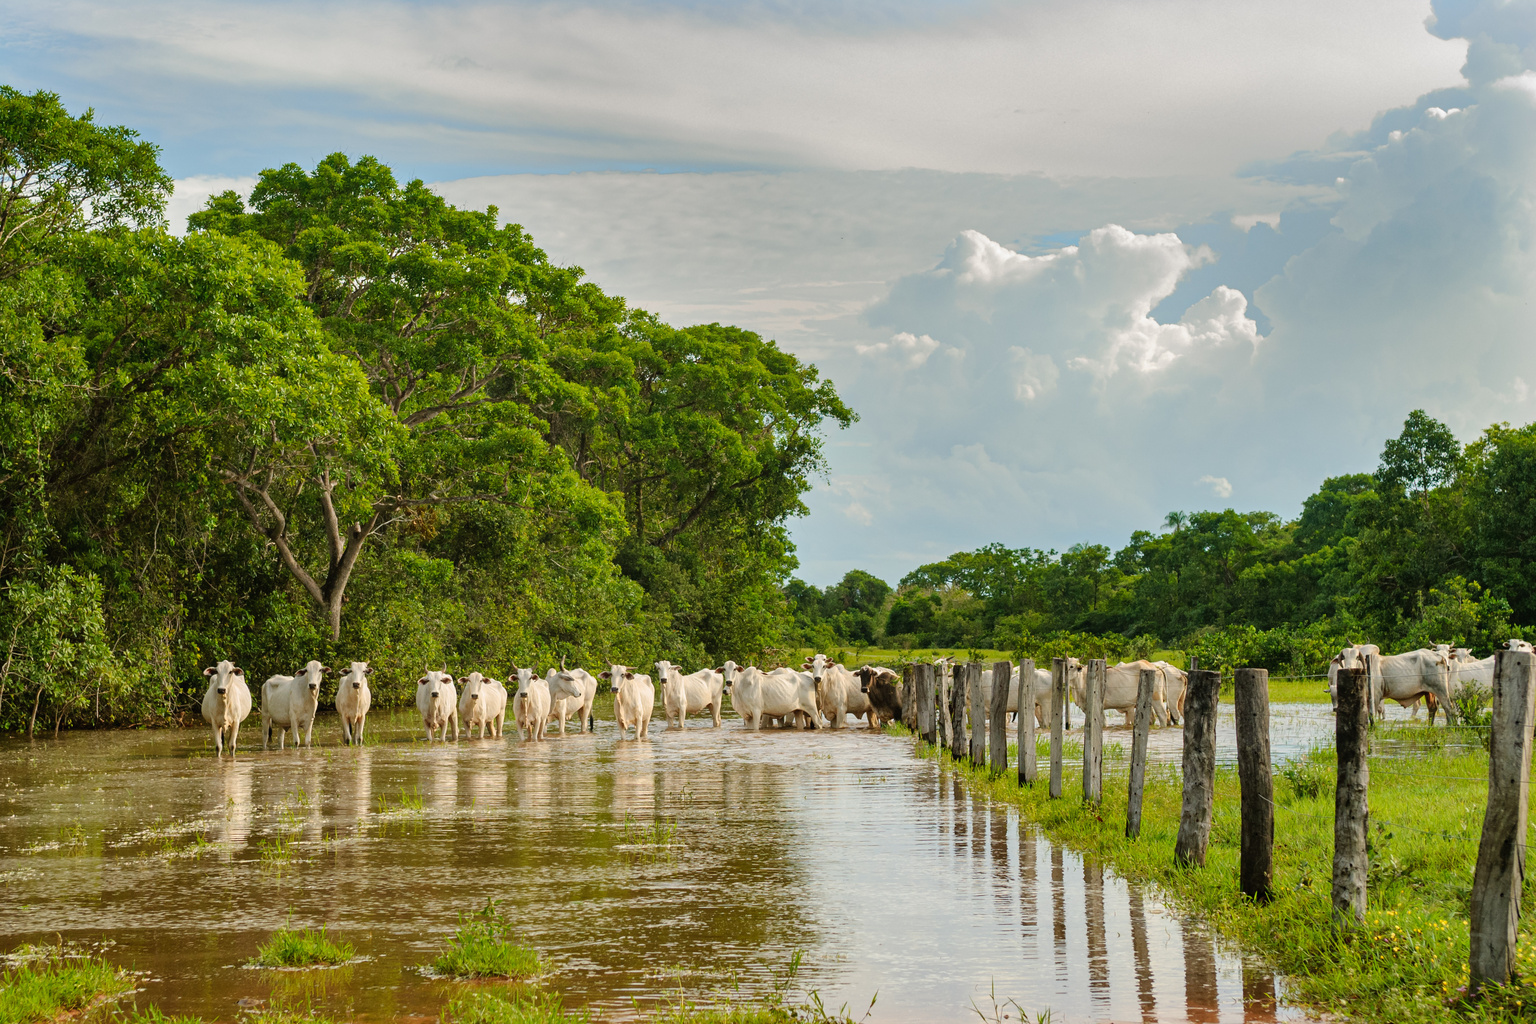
(899, 648), (1536, 996)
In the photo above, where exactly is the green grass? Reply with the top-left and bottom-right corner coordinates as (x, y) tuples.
(431, 900), (544, 980)
(249, 925), (355, 968)
(919, 721), (1536, 1023)
(442, 989), (589, 1024)
(0, 946), (126, 1024)
(115, 1007), (208, 1024)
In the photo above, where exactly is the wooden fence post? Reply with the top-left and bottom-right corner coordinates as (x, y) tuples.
(1470, 650), (1535, 990)
(950, 663), (969, 761)
(935, 661), (948, 749)
(1084, 658), (1105, 805)
(901, 663), (917, 730)
(1126, 667), (1156, 839)
(1174, 668), (1220, 867)
(989, 661), (1010, 774)
(969, 662), (987, 765)
(917, 663), (936, 745)
(1236, 667), (1274, 903)
(1332, 666), (1369, 928)
(1019, 658), (1038, 786)
(1050, 657), (1067, 799)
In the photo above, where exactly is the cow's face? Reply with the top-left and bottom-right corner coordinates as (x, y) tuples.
(809, 653), (828, 683)
(856, 667), (871, 693)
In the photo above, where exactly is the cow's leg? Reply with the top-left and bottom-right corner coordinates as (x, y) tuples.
(229, 722), (240, 754)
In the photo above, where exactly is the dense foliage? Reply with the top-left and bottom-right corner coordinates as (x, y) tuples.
(0, 90), (851, 732)
(789, 409), (1536, 676)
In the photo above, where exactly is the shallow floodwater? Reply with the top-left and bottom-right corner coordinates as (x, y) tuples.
(0, 709), (1318, 1022)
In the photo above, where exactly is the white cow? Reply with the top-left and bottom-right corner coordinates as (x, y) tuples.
(720, 662), (821, 731)
(336, 661), (372, 746)
(604, 664), (654, 740)
(1080, 660), (1170, 727)
(1327, 645), (1378, 710)
(1369, 648), (1455, 723)
(655, 661), (726, 729)
(1507, 639), (1534, 653)
(549, 665), (599, 734)
(201, 660), (252, 756)
(511, 667), (550, 741)
(805, 653), (872, 729)
(457, 671), (507, 739)
(1150, 662), (1187, 725)
(416, 669), (460, 742)
(1450, 647), (1495, 696)
(262, 660), (326, 749)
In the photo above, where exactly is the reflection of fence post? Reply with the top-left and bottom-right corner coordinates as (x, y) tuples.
(1126, 667), (1156, 838)
(1236, 667), (1274, 903)
(989, 661), (1010, 774)
(917, 664), (936, 745)
(1174, 669), (1220, 867)
(1050, 658), (1067, 799)
(950, 663), (970, 761)
(1470, 650), (1535, 991)
(1332, 666), (1369, 928)
(1084, 658), (1105, 804)
(969, 661), (987, 765)
(1019, 658), (1038, 786)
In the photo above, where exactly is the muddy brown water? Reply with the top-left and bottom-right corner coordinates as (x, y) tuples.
(0, 706), (1333, 1022)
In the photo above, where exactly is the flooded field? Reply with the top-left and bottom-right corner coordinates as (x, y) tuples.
(0, 705), (1339, 1022)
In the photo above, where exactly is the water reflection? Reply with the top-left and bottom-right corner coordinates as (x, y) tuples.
(0, 712), (1312, 1022)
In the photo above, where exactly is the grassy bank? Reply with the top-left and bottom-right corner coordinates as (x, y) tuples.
(915, 722), (1536, 1022)
(0, 946), (128, 1024)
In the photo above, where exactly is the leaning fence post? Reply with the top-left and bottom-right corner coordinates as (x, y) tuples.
(1174, 668), (1220, 867)
(1050, 657), (1067, 799)
(969, 662), (987, 765)
(1126, 667), (1156, 838)
(1332, 666), (1369, 928)
(1019, 658), (1038, 786)
(989, 661), (1010, 774)
(950, 663), (970, 761)
(1084, 658), (1105, 805)
(1470, 650), (1535, 990)
(1236, 667), (1274, 903)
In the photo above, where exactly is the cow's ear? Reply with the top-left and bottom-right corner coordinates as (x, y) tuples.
(598, 670), (610, 679)
(232, 667), (244, 676)
(457, 676), (468, 684)
(204, 666), (216, 677)
(624, 671), (634, 679)
(417, 677), (428, 686)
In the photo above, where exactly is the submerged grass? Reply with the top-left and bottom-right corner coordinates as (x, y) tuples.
(916, 721), (1536, 1023)
(250, 925), (355, 968)
(432, 900), (543, 980)
(0, 945), (127, 1024)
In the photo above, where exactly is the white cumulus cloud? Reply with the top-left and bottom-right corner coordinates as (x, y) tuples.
(1199, 475), (1234, 498)
(855, 331), (942, 367)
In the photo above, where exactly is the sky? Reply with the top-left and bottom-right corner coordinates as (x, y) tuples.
(10, 0), (1536, 586)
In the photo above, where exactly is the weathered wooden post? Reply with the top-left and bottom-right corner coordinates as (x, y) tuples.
(1083, 658), (1105, 805)
(936, 661), (950, 749)
(917, 663), (936, 745)
(969, 662), (987, 765)
(1470, 649), (1535, 991)
(950, 663), (969, 761)
(1018, 658), (1038, 786)
(1174, 668), (1220, 867)
(901, 663), (917, 730)
(1050, 657), (1067, 799)
(989, 661), (1010, 774)
(1332, 666), (1369, 928)
(1125, 667), (1156, 839)
(1235, 667), (1274, 903)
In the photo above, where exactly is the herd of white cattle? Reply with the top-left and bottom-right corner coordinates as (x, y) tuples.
(1324, 638), (1535, 723)
(194, 640), (1533, 756)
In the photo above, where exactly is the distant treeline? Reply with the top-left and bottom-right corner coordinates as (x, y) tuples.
(787, 409), (1536, 676)
(0, 88), (852, 733)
